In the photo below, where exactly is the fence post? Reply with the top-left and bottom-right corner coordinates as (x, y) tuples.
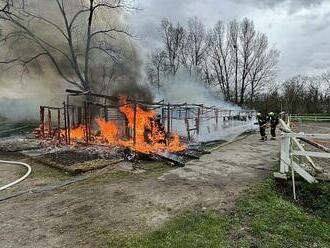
(280, 134), (291, 174)
(40, 106), (45, 138)
(133, 102), (137, 146)
(57, 109), (61, 140)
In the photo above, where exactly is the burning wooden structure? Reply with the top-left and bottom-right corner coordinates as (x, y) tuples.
(35, 89), (255, 158)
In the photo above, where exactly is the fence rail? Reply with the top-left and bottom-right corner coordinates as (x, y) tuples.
(290, 114), (330, 122)
(277, 118), (330, 199)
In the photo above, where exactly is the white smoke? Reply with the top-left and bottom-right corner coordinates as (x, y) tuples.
(155, 71), (239, 109)
(154, 72), (257, 142)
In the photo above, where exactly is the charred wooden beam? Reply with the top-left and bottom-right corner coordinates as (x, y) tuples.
(57, 109), (61, 140)
(88, 102), (92, 142)
(72, 107), (75, 127)
(77, 107), (82, 125)
(63, 102), (68, 144)
(66, 95), (71, 145)
(167, 103), (171, 144)
(152, 151), (185, 167)
(133, 102), (137, 145)
(185, 118), (191, 141)
(104, 106), (108, 121)
(48, 109), (52, 138)
(84, 101), (89, 144)
(196, 108), (201, 135)
(40, 106), (45, 138)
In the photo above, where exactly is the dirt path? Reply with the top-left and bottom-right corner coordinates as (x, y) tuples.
(0, 132), (280, 248)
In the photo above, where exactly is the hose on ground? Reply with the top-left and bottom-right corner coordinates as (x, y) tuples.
(0, 160), (32, 191)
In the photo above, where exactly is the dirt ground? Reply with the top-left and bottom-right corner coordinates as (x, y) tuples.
(0, 131), (280, 248)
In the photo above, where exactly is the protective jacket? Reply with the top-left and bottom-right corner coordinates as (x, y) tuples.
(269, 115), (279, 127)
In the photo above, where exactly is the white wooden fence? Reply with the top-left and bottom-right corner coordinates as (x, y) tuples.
(277, 119), (330, 199)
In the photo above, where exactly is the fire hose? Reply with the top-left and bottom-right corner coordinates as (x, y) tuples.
(0, 160), (32, 191)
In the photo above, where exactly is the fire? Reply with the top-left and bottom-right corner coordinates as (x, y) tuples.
(38, 99), (186, 154)
(95, 118), (120, 144)
(116, 101), (186, 153)
(70, 125), (86, 141)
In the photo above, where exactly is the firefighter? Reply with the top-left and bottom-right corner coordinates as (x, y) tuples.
(268, 112), (279, 140)
(256, 112), (268, 141)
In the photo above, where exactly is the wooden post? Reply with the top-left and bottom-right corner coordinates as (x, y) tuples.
(40, 106), (45, 138)
(215, 109), (219, 126)
(291, 164), (297, 200)
(104, 106), (108, 121)
(84, 101), (89, 144)
(48, 109), (52, 138)
(167, 103), (171, 144)
(57, 109), (61, 140)
(67, 104), (71, 145)
(196, 107), (201, 135)
(66, 95), (72, 144)
(280, 135), (290, 174)
(72, 107), (75, 128)
(185, 118), (190, 141)
(63, 102), (68, 144)
(125, 116), (130, 139)
(88, 102), (92, 142)
(161, 107), (165, 125)
(77, 107), (82, 125)
(133, 102), (137, 145)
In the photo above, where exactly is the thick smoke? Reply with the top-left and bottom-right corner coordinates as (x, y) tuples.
(0, 0), (152, 121)
(155, 72), (256, 142)
(156, 71), (239, 109)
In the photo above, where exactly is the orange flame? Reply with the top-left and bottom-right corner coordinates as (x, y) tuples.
(95, 118), (120, 144)
(70, 125), (86, 141)
(40, 98), (186, 153)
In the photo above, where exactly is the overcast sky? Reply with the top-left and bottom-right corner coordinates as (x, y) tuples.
(131, 0), (330, 80)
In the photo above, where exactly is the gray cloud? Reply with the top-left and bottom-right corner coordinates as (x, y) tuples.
(234, 0), (324, 13)
(132, 0), (330, 80)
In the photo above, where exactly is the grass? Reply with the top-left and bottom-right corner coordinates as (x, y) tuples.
(276, 180), (330, 223)
(107, 179), (330, 248)
(230, 181), (330, 247)
(107, 212), (229, 248)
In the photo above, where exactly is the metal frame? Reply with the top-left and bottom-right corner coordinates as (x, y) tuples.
(38, 89), (256, 146)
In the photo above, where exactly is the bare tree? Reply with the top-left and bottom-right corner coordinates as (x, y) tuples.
(0, 0), (132, 92)
(152, 17), (279, 106)
(183, 16), (208, 76)
(228, 20), (239, 103)
(151, 49), (166, 92)
(239, 18), (257, 104)
(282, 75), (306, 113)
(248, 38), (279, 105)
(209, 21), (233, 101)
(160, 18), (185, 76)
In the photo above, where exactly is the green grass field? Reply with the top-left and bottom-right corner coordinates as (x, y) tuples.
(107, 180), (330, 248)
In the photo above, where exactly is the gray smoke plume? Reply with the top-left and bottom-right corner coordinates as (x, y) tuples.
(156, 71), (239, 109)
(0, 0), (152, 121)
